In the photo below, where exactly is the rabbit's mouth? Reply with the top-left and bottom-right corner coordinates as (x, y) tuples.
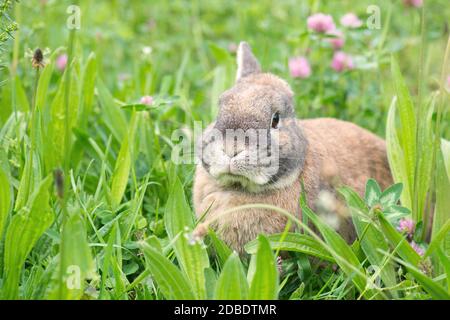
(217, 172), (252, 185)
(208, 157), (302, 193)
(215, 170), (273, 192)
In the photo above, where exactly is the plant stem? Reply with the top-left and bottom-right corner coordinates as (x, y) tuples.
(414, 4), (426, 238)
(11, 1), (20, 145)
(58, 24), (76, 298)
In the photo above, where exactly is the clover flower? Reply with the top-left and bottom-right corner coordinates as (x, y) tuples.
(56, 54), (68, 71)
(410, 241), (425, 256)
(403, 0), (423, 8)
(288, 56), (311, 78)
(140, 95), (154, 106)
(340, 13), (363, 28)
(331, 51), (354, 72)
(396, 218), (415, 237)
(327, 29), (345, 50)
(307, 13), (336, 33)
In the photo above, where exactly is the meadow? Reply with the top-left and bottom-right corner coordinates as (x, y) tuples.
(0, 0), (449, 300)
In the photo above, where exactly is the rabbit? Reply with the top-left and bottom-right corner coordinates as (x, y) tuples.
(193, 41), (393, 254)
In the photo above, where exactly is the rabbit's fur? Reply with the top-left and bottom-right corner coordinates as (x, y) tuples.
(193, 42), (392, 253)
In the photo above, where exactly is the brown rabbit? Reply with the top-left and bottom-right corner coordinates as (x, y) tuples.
(193, 42), (392, 253)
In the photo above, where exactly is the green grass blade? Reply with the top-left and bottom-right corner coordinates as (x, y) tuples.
(110, 111), (137, 209)
(14, 148), (41, 211)
(427, 220), (450, 258)
(35, 59), (54, 111)
(441, 139), (450, 178)
(433, 139), (450, 257)
(2, 175), (54, 299)
(386, 97), (412, 209)
(164, 177), (210, 299)
(248, 235), (278, 300)
(110, 224), (127, 300)
(390, 56), (417, 212)
(96, 79), (127, 142)
(14, 75), (30, 112)
(208, 228), (232, 267)
(46, 209), (95, 299)
(245, 233), (334, 262)
(376, 210), (421, 266)
(394, 257), (450, 299)
(436, 248), (450, 293)
(414, 96), (436, 232)
(99, 223), (117, 299)
(78, 52), (97, 129)
(340, 186), (398, 297)
(141, 243), (195, 300)
(214, 252), (248, 299)
(45, 61), (80, 170)
(427, 220), (450, 290)
(301, 196), (371, 297)
(0, 167), (11, 239)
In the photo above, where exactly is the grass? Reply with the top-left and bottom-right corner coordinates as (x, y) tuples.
(0, 0), (449, 300)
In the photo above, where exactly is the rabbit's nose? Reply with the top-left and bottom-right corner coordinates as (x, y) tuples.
(224, 141), (245, 158)
(225, 149), (243, 158)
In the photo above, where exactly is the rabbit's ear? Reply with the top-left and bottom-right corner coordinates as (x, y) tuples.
(236, 41), (261, 81)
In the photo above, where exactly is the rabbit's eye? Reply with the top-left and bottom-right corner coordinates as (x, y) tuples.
(271, 112), (280, 129)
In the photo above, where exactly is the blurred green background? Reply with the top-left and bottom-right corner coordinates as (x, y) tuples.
(4, 0), (449, 136)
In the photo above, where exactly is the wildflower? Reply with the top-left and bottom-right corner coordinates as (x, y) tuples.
(31, 48), (45, 69)
(396, 218), (415, 237)
(26, 47), (50, 69)
(185, 230), (202, 246)
(403, 0), (423, 8)
(340, 13), (363, 28)
(140, 95), (153, 106)
(288, 56), (311, 78)
(307, 13), (336, 33)
(447, 75), (450, 90)
(410, 241), (425, 256)
(56, 54), (68, 71)
(326, 29), (345, 50)
(331, 51), (354, 72)
(142, 46), (152, 56)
